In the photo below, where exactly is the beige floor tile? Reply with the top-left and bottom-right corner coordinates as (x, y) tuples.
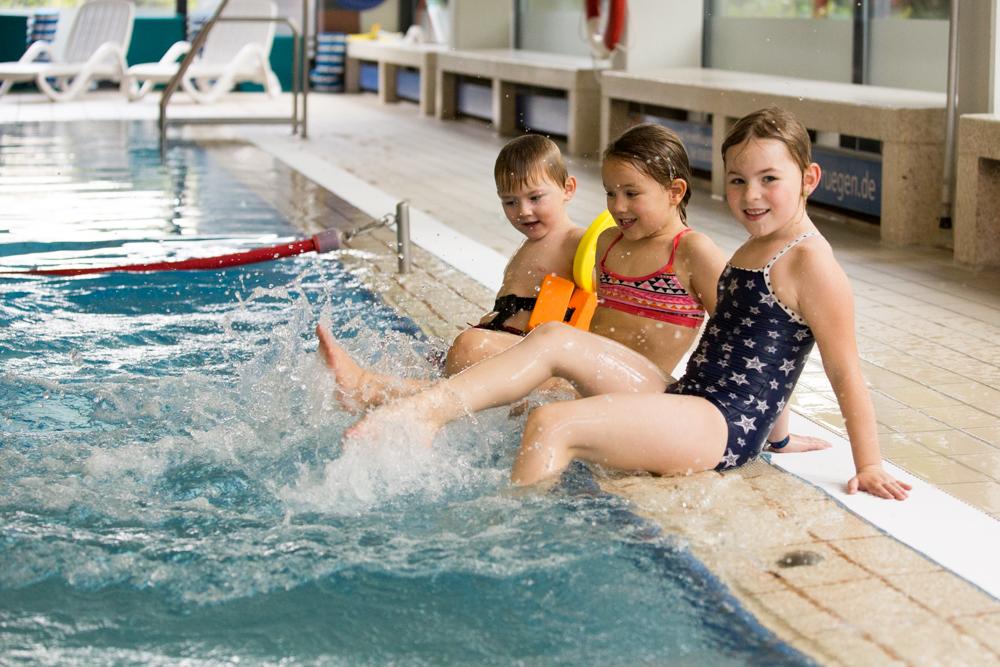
(756, 542), (873, 589)
(877, 433), (935, 458)
(885, 620), (998, 666)
(965, 425), (1000, 447)
(935, 383), (1000, 406)
(809, 578), (938, 629)
(807, 626), (904, 667)
(829, 536), (940, 576)
(876, 408), (950, 433)
(922, 405), (1000, 429)
(908, 430), (999, 456)
(725, 563), (788, 596)
(751, 588), (846, 634)
(862, 366), (920, 390)
(887, 571), (1000, 618)
(796, 372), (834, 392)
(891, 455), (990, 484)
(862, 391), (907, 413)
(952, 612), (1000, 654)
(939, 481), (1000, 514)
(876, 384), (962, 409)
(799, 502), (883, 541)
(789, 391), (837, 410)
(952, 452), (1000, 481)
(804, 409), (846, 434)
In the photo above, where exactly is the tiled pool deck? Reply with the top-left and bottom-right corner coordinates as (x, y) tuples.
(3, 90), (999, 664)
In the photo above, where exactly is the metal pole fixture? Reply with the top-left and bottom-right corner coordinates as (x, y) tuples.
(395, 201), (412, 274)
(940, 0), (961, 224)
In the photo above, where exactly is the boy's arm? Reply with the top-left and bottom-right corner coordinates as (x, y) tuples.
(792, 248), (910, 500)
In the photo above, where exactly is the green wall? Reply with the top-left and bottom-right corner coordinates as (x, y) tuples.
(0, 15), (29, 63)
(126, 15), (186, 65)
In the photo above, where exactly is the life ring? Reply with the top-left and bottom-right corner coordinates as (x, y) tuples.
(585, 0), (626, 59)
(572, 209), (617, 293)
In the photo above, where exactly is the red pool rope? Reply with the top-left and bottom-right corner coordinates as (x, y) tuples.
(2, 229), (343, 277)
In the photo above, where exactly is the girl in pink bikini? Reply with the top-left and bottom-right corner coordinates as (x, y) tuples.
(324, 123), (827, 452)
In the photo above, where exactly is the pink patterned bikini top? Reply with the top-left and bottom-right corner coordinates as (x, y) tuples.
(597, 228), (706, 329)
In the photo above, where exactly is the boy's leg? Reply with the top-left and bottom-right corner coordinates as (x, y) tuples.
(348, 322), (668, 443)
(316, 325), (432, 410)
(512, 392), (728, 485)
(443, 327), (524, 376)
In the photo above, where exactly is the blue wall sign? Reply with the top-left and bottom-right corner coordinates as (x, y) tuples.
(810, 146), (882, 217)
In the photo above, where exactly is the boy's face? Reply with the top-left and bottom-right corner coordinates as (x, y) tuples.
(497, 171), (575, 241)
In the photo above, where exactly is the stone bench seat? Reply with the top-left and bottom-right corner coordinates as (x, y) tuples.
(601, 67), (947, 246)
(955, 114), (1000, 268)
(345, 39), (444, 116)
(436, 48), (609, 156)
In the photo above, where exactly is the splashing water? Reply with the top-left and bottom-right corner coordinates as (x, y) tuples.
(0, 121), (810, 665)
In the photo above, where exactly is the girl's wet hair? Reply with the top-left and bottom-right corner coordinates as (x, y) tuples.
(722, 106), (812, 173)
(494, 134), (569, 193)
(603, 123), (693, 222)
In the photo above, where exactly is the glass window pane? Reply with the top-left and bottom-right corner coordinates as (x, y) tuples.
(712, 0), (854, 19)
(882, 0), (951, 20)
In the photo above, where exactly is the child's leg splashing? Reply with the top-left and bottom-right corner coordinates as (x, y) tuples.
(316, 325), (433, 412)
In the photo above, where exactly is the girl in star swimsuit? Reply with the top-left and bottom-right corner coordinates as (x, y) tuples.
(320, 124), (825, 452)
(347, 108), (908, 500)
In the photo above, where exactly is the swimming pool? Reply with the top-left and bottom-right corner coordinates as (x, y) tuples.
(0, 122), (812, 665)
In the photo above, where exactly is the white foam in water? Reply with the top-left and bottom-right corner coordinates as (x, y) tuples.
(280, 410), (510, 515)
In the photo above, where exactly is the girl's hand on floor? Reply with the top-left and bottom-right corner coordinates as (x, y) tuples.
(848, 465), (912, 500)
(773, 433), (832, 453)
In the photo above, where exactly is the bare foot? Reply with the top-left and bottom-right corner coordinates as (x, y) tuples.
(771, 433), (833, 453)
(316, 324), (370, 412)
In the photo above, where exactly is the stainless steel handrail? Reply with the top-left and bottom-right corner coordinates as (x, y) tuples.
(158, 0), (310, 152)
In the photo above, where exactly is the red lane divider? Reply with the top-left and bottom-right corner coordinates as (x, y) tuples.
(2, 229), (344, 277)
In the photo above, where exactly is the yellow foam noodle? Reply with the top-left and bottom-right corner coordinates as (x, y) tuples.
(573, 210), (617, 293)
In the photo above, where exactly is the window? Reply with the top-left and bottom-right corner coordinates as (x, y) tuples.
(713, 0), (854, 19)
(706, 0), (951, 91)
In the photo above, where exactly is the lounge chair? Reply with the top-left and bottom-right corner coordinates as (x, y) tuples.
(127, 0), (281, 104)
(0, 0), (135, 102)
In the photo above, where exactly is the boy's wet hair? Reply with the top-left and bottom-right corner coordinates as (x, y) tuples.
(494, 134), (569, 194)
(603, 123), (693, 222)
(722, 106), (812, 173)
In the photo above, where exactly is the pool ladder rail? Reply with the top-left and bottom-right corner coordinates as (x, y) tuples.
(158, 0), (310, 153)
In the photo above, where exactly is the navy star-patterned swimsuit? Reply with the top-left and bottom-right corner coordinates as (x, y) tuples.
(667, 232), (818, 471)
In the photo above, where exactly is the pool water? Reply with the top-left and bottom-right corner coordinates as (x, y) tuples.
(0, 122), (811, 665)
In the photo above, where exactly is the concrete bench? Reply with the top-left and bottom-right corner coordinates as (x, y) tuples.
(601, 67), (947, 246)
(345, 39), (444, 116)
(954, 114), (1000, 268)
(435, 48), (608, 157)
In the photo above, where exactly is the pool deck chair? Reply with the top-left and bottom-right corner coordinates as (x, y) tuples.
(0, 0), (134, 102)
(126, 0), (280, 104)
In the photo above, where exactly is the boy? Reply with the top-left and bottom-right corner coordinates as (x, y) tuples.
(316, 134), (584, 409)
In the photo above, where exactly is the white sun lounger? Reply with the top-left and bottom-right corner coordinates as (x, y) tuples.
(0, 0), (135, 102)
(126, 0), (280, 104)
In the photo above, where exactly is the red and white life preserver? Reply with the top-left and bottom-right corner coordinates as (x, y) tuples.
(585, 0), (626, 59)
